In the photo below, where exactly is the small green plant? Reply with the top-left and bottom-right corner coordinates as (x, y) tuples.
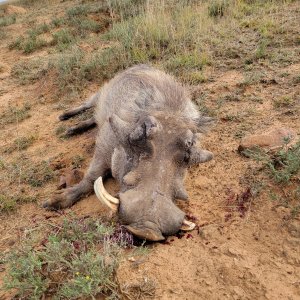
(51, 17), (65, 27)
(3, 218), (128, 299)
(273, 96), (295, 108)
(0, 29), (7, 40)
(55, 124), (68, 137)
(245, 142), (300, 217)
(9, 35), (48, 54)
(0, 193), (36, 213)
(28, 23), (50, 37)
(11, 58), (47, 84)
(4, 135), (36, 154)
(23, 36), (48, 54)
(0, 14), (16, 27)
(67, 5), (89, 18)
(0, 194), (17, 212)
(208, 0), (228, 17)
(255, 38), (269, 59)
(8, 157), (54, 188)
(52, 28), (75, 51)
(0, 103), (31, 127)
(69, 17), (101, 35)
(268, 143), (300, 184)
(292, 74), (300, 84)
(21, 160), (54, 187)
(105, 0), (146, 19)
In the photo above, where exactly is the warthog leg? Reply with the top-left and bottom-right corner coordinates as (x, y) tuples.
(65, 117), (96, 136)
(43, 146), (108, 209)
(59, 92), (99, 121)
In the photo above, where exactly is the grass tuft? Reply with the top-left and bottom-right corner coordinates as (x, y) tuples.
(4, 135), (36, 154)
(0, 193), (37, 213)
(2, 217), (129, 299)
(0, 103), (31, 127)
(208, 0), (228, 17)
(0, 14), (16, 27)
(245, 142), (300, 217)
(11, 58), (47, 84)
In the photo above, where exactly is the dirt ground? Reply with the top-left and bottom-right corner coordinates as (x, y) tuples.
(0, 1), (300, 299)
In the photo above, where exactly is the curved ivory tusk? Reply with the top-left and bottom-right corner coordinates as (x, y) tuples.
(180, 219), (196, 231)
(94, 177), (119, 211)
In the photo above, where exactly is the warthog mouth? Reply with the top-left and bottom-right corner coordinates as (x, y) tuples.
(93, 176), (196, 239)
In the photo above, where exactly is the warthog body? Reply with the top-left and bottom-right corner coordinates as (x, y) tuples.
(44, 65), (213, 241)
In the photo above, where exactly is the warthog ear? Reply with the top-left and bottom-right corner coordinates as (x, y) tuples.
(188, 148), (214, 165)
(129, 116), (160, 142)
(109, 114), (130, 144)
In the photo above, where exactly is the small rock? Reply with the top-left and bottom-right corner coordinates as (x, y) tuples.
(58, 168), (84, 189)
(238, 127), (296, 153)
(128, 257), (136, 262)
(5, 5), (27, 15)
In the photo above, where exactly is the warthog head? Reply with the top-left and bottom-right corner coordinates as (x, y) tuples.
(94, 113), (213, 241)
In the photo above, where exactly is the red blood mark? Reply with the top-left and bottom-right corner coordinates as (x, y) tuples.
(224, 187), (253, 218)
(186, 234), (193, 239)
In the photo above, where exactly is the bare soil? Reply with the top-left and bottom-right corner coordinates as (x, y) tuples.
(0, 1), (300, 299)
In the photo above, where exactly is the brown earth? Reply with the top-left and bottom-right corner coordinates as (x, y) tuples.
(0, 1), (300, 299)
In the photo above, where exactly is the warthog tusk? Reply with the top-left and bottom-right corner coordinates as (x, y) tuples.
(180, 219), (196, 231)
(94, 176), (119, 211)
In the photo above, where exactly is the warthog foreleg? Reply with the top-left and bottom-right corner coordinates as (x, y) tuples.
(43, 147), (108, 209)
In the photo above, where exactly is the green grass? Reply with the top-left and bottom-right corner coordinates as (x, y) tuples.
(244, 142), (300, 217)
(0, 14), (16, 27)
(52, 28), (75, 51)
(11, 58), (47, 84)
(5, 155), (54, 187)
(105, 0), (146, 19)
(0, 193), (37, 213)
(21, 160), (54, 187)
(0, 103), (31, 127)
(3, 135), (36, 154)
(9, 35), (48, 54)
(208, 0), (228, 17)
(2, 217), (125, 299)
(273, 95), (295, 108)
(66, 5), (89, 18)
(28, 23), (51, 37)
(8, 0), (299, 96)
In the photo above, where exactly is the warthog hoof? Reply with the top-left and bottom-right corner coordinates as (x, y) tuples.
(43, 189), (74, 210)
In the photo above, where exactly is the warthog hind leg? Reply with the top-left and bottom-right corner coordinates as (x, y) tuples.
(65, 117), (96, 136)
(59, 92), (99, 121)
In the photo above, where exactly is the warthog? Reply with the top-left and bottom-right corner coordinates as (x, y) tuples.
(43, 65), (213, 241)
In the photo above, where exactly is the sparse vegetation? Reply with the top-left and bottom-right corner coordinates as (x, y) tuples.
(4, 156), (55, 188)
(0, 103), (31, 127)
(273, 95), (295, 108)
(2, 217), (132, 299)
(12, 58), (47, 84)
(4, 135), (36, 154)
(244, 142), (300, 217)
(0, 14), (16, 27)
(21, 160), (54, 187)
(208, 0), (228, 17)
(0, 193), (37, 213)
(52, 28), (75, 51)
